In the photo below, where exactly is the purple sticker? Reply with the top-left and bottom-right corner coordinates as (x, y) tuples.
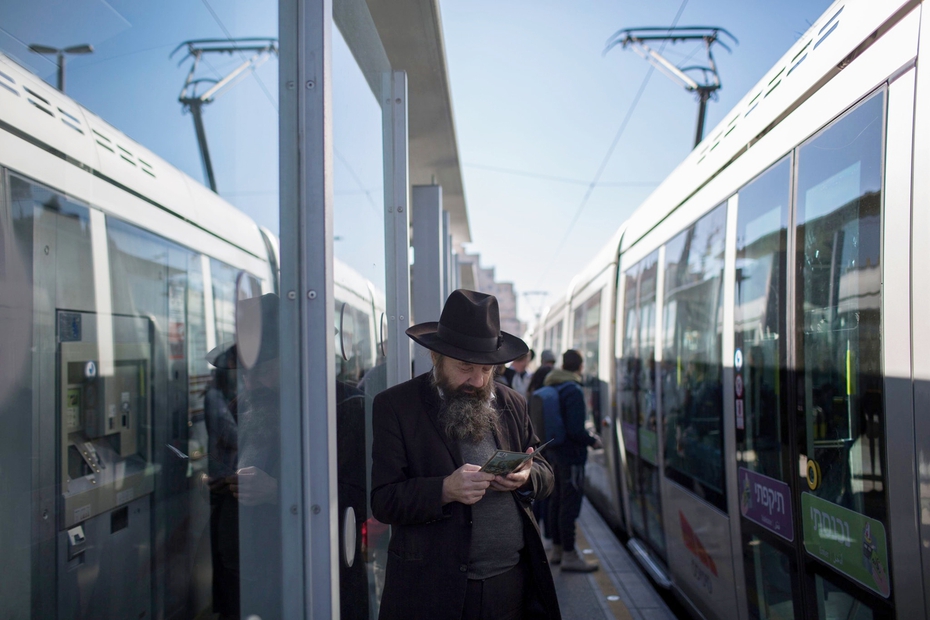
(739, 467), (794, 541)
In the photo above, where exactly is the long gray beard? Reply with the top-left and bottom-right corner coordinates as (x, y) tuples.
(439, 396), (499, 443)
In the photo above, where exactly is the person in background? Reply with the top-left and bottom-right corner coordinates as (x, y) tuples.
(526, 348), (558, 538)
(497, 349), (534, 398)
(229, 293), (282, 618)
(526, 349), (556, 400)
(371, 289), (560, 620)
(203, 342), (240, 620)
(544, 349), (602, 572)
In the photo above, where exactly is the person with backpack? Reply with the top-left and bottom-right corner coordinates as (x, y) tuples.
(526, 349), (556, 401)
(526, 349), (558, 537)
(542, 349), (602, 572)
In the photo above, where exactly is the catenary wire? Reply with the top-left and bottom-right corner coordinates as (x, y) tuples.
(530, 0), (690, 291)
(201, 0), (278, 112)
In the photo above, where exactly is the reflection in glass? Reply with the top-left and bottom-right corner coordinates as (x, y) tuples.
(332, 22), (388, 619)
(735, 157), (789, 481)
(796, 91), (885, 520)
(233, 291), (282, 618)
(0, 0), (282, 616)
(619, 253), (665, 557)
(662, 203), (727, 510)
(815, 574), (875, 620)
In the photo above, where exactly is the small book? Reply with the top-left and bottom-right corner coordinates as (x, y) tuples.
(479, 439), (554, 476)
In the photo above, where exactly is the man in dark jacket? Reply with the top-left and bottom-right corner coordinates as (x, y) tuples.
(544, 349), (602, 572)
(525, 349), (556, 400)
(371, 289), (560, 620)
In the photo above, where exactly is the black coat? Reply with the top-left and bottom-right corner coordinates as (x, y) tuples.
(371, 372), (561, 620)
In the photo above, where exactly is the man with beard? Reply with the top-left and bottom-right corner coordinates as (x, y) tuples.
(371, 289), (560, 620)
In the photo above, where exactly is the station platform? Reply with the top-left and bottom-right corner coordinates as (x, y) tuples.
(548, 499), (682, 620)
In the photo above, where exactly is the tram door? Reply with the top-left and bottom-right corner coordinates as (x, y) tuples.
(619, 252), (667, 562)
(735, 90), (893, 619)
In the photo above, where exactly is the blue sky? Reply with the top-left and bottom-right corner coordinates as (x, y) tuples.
(2, 0), (836, 325)
(440, 0), (834, 324)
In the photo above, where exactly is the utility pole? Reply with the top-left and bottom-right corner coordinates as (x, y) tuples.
(521, 291), (549, 326)
(605, 27), (737, 148)
(28, 43), (94, 93)
(171, 38), (278, 193)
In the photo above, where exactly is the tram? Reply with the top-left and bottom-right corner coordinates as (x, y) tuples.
(0, 49), (386, 618)
(532, 0), (929, 617)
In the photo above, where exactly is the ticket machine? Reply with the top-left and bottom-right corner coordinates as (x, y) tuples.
(57, 311), (154, 619)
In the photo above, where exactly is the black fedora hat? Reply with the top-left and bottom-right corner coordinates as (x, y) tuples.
(406, 289), (528, 365)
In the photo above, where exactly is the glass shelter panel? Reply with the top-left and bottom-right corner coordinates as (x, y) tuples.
(332, 13), (390, 618)
(662, 203), (727, 511)
(795, 90), (889, 604)
(0, 0), (286, 617)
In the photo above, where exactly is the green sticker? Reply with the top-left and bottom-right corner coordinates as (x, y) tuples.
(801, 493), (890, 598)
(639, 428), (658, 465)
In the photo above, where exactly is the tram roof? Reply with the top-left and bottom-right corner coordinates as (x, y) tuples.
(368, 0), (471, 252)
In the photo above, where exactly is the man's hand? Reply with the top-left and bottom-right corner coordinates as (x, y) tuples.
(489, 447), (533, 492)
(442, 464), (495, 505)
(592, 435), (604, 450)
(206, 473), (232, 495)
(230, 466), (278, 506)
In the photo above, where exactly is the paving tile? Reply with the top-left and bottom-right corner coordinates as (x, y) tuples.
(544, 498), (681, 619)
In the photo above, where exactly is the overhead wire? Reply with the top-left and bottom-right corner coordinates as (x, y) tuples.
(201, 0), (278, 112)
(530, 0), (690, 291)
(197, 0), (385, 219)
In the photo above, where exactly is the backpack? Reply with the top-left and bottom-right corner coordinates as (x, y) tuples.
(529, 384), (571, 447)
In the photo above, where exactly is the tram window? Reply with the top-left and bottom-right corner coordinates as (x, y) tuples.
(796, 91), (885, 520)
(9, 176), (96, 311)
(546, 322), (563, 358)
(745, 536), (796, 620)
(336, 302), (374, 386)
(186, 259), (209, 445)
(573, 292), (600, 377)
(662, 203), (727, 510)
(108, 218), (190, 457)
(619, 252), (666, 556)
(620, 255), (659, 464)
(815, 574), (874, 620)
(620, 264), (641, 441)
(735, 157), (790, 481)
(572, 292), (601, 425)
(211, 259), (240, 347)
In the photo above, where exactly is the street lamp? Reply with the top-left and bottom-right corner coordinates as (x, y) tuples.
(28, 43), (94, 93)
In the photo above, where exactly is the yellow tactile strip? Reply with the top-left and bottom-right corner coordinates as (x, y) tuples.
(573, 527), (635, 620)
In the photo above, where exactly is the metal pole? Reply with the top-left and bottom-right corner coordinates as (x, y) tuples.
(187, 101), (218, 192)
(57, 52), (64, 92)
(694, 89), (710, 148)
